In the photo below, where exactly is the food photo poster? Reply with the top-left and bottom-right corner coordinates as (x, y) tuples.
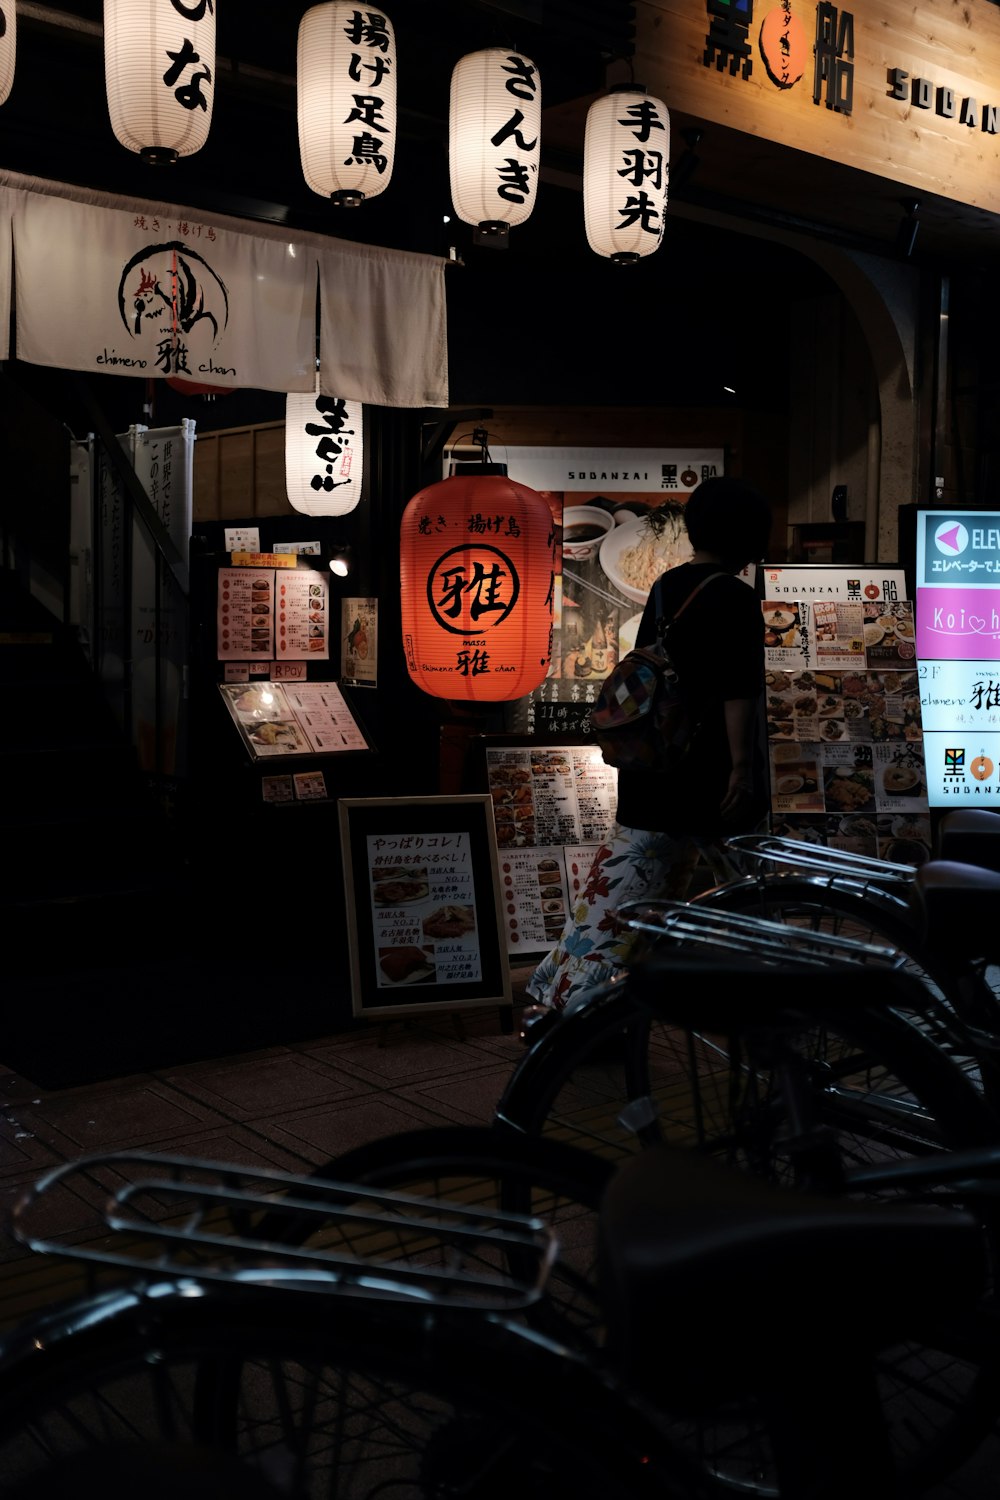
(339, 796), (511, 1019)
(759, 566), (929, 864)
(454, 447), (725, 733)
(341, 598), (377, 687)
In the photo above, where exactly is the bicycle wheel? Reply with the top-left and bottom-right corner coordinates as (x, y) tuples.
(0, 1283), (706, 1500)
(496, 974), (1000, 1492)
(255, 1126), (613, 1350)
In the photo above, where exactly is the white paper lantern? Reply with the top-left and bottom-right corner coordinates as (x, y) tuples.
(286, 392), (363, 516)
(297, 3), (396, 205)
(584, 86), (670, 264)
(449, 48), (541, 242)
(0, 1), (16, 108)
(104, 0), (216, 163)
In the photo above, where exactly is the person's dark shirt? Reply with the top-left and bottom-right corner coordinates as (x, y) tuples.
(612, 561), (766, 835)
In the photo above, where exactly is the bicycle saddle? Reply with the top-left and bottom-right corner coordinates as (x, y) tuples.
(912, 859), (1000, 959)
(598, 1143), (985, 1401)
(935, 809), (1000, 872)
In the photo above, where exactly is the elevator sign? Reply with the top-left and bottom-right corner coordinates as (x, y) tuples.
(916, 509), (1000, 805)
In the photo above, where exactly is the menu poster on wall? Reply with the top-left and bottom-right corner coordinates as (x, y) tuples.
(485, 744), (617, 851)
(216, 569), (331, 662)
(219, 681), (371, 759)
(496, 842), (603, 956)
(761, 598), (915, 672)
(761, 564), (930, 864)
(339, 796), (511, 1019)
(341, 597), (378, 687)
(915, 511), (1000, 807)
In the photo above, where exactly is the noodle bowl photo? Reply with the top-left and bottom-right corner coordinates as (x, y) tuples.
(599, 515), (694, 603)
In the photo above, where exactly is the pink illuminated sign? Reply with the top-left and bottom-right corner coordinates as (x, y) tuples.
(915, 586), (1000, 661)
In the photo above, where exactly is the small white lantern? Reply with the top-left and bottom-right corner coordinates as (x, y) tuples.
(449, 48), (541, 245)
(297, 2), (397, 205)
(286, 391), (363, 516)
(0, 0), (16, 107)
(104, 0), (216, 163)
(584, 85), (670, 264)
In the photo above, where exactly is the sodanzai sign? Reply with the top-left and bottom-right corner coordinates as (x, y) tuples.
(916, 511), (1000, 805)
(635, 0), (1000, 217)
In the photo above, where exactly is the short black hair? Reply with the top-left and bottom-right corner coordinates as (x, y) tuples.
(684, 476), (772, 565)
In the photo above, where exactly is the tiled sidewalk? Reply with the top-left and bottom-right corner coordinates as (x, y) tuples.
(0, 994), (531, 1318)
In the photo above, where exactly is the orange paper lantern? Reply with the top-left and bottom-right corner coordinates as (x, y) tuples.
(400, 473), (556, 702)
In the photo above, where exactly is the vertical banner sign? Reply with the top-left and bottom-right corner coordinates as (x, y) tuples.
(97, 438), (130, 729)
(69, 438), (96, 663)
(916, 511), (1000, 808)
(130, 422), (195, 774)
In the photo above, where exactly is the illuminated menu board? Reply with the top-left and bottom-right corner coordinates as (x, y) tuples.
(915, 512), (1000, 808)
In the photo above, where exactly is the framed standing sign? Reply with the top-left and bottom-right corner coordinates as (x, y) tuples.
(339, 796), (512, 1019)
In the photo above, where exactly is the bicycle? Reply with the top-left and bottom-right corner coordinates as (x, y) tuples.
(490, 895), (1000, 1489)
(692, 813), (1000, 1062)
(1, 1146), (702, 1500)
(224, 910), (1000, 1495)
(3, 1106), (999, 1499)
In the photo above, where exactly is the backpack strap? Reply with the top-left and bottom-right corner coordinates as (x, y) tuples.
(654, 570), (727, 643)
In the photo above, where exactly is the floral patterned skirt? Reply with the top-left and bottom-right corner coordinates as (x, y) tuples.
(525, 824), (741, 1012)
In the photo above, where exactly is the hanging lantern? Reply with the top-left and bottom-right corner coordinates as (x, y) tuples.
(449, 48), (541, 246)
(584, 85), (670, 264)
(0, 0), (16, 107)
(400, 474), (556, 702)
(297, 2), (397, 205)
(285, 391), (364, 516)
(104, 0), (216, 163)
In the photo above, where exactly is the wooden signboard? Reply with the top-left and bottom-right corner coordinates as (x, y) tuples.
(339, 796), (512, 1020)
(636, 0), (1000, 216)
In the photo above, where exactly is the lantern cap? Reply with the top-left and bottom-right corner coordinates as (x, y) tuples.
(472, 221), (510, 249)
(140, 146), (179, 165)
(606, 83), (648, 95)
(453, 462), (508, 476)
(331, 189), (365, 207)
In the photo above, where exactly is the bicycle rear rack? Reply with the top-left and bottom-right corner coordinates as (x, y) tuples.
(11, 1151), (556, 1312)
(724, 833), (916, 885)
(617, 898), (907, 969)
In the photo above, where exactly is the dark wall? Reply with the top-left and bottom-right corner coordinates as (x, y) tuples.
(0, 368), (71, 576)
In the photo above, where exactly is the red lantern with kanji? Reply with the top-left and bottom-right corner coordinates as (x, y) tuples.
(400, 474), (556, 702)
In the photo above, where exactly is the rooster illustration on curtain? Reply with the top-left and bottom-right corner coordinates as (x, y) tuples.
(400, 474), (557, 702)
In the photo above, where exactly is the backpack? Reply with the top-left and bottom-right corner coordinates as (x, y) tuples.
(590, 572), (725, 773)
